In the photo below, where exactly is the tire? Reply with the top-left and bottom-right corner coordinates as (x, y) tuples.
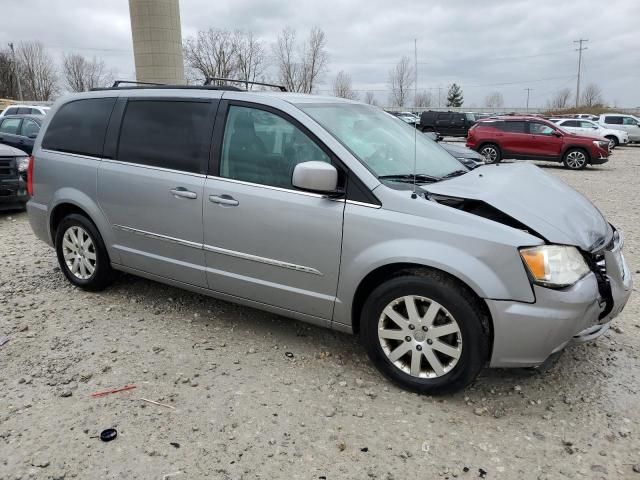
(562, 148), (588, 170)
(55, 213), (114, 291)
(422, 126), (435, 133)
(604, 136), (618, 150)
(479, 143), (501, 163)
(360, 269), (490, 394)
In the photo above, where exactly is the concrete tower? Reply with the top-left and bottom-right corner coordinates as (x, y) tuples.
(128, 0), (185, 84)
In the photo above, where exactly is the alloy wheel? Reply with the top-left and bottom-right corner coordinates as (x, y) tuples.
(61, 226), (97, 280)
(378, 295), (462, 378)
(480, 146), (498, 163)
(565, 150), (587, 169)
(607, 138), (615, 150)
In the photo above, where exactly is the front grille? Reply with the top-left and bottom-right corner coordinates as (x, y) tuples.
(0, 157), (15, 177)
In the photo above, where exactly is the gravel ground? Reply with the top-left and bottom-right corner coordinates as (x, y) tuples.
(1, 147), (639, 480)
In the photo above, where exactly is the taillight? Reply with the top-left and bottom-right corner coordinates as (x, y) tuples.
(27, 155), (34, 196)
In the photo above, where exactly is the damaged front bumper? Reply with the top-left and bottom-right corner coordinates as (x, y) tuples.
(487, 231), (632, 368)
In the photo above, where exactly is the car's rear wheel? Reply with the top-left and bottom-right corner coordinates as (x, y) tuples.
(55, 214), (114, 291)
(479, 143), (501, 163)
(360, 270), (489, 394)
(563, 148), (588, 170)
(605, 135), (618, 149)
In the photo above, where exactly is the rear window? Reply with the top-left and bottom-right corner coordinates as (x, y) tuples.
(0, 118), (21, 135)
(603, 116), (623, 125)
(117, 100), (211, 174)
(499, 121), (526, 133)
(42, 98), (116, 157)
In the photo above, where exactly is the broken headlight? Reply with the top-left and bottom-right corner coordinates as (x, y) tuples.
(519, 245), (590, 288)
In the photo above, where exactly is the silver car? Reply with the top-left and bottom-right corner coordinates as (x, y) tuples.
(26, 86), (633, 393)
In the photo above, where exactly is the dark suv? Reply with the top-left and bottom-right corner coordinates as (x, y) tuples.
(466, 116), (610, 170)
(0, 143), (30, 210)
(419, 111), (476, 137)
(0, 114), (42, 154)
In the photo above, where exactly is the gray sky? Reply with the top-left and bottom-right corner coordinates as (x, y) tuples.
(2, 0), (639, 107)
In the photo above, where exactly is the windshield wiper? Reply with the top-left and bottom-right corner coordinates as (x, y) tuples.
(378, 173), (441, 183)
(440, 169), (468, 180)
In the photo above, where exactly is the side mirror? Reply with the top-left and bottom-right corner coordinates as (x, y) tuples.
(552, 131), (563, 137)
(292, 161), (339, 194)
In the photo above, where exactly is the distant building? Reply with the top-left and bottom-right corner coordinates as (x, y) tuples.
(128, 0), (185, 84)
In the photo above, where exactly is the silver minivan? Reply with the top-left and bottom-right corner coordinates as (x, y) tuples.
(26, 85), (633, 393)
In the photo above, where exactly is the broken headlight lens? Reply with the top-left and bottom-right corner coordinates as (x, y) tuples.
(519, 245), (590, 288)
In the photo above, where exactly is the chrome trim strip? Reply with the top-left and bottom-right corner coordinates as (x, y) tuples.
(113, 224), (202, 249)
(206, 175), (334, 199)
(346, 199), (381, 209)
(113, 224), (323, 276)
(204, 244), (323, 276)
(102, 159), (207, 178)
(41, 149), (102, 161)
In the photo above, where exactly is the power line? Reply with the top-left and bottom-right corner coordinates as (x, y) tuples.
(574, 39), (588, 107)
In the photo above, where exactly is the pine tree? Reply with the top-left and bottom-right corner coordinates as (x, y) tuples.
(446, 83), (464, 107)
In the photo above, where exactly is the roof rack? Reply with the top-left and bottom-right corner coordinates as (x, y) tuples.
(90, 80), (243, 92)
(204, 77), (287, 92)
(112, 80), (165, 87)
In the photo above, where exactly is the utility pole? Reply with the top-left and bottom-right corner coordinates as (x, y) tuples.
(437, 86), (442, 108)
(524, 88), (532, 112)
(8, 42), (23, 101)
(574, 39), (588, 108)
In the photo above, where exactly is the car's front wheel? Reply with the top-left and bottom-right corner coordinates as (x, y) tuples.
(563, 148), (588, 170)
(55, 214), (114, 291)
(360, 270), (490, 394)
(479, 143), (501, 163)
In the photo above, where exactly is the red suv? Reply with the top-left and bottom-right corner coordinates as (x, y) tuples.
(466, 116), (610, 170)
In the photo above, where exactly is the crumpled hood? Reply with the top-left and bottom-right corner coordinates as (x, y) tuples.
(424, 162), (612, 251)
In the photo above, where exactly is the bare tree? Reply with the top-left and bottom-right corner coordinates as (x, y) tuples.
(484, 91), (504, 108)
(363, 91), (378, 106)
(63, 54), (113, 92)
(234, 31), (266, 90)
(16, 42), (57, 100)
(387, 56), (414, 107)
(332, 70), (358, 100)
(183, 29), (237, 83)
(273, 27), (328, 93)
(581, 83), (603, 108)
(413, 90), (432, 108)
(547, 88), (572, 110)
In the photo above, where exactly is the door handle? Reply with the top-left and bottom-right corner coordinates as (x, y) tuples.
(170, 187), (197, 199)
(209, 194), (239, 207)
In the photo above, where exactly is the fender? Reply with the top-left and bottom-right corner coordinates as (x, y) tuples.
(49, 187), (121, 264)
(332, 197), (542, 328)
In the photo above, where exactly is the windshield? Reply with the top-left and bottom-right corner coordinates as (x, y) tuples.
(299, 103), (466, 179)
